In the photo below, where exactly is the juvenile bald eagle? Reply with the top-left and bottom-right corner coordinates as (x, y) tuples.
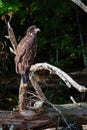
(15, 25), (40, 83)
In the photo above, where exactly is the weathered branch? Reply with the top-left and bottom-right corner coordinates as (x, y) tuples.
(5, 16), (17, 53)
(7, 23), (17, 53)
(71, 0), (87, 13)
(30, 63), (87, 92)
(5, 16), (28, 111)
(29, 75), (47, 101)
(18, 78), (28, 110)
(0, 103), (87, 129)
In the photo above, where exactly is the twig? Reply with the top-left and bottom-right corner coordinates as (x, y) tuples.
(29, 75), (47, 101)
(4, 15), (17, 53)
(27, 91), (40, 99)
(9, 47), (16, 54)
(70, 96), (77, 104)
(46, 100), (72, 130)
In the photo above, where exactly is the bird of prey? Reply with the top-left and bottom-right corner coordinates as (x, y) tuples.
(14, 25), (40, 83)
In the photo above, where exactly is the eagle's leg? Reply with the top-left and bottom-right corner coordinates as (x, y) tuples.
(22, 67), (29, 83)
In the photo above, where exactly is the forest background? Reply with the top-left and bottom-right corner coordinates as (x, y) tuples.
(0, 0), (87, 110)
(0, 0), (87, 77)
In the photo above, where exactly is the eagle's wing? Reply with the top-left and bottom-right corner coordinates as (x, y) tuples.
(25, 37), (37, 63)
(15, 34), (37, 74)
(15, 36), (28, 63)
(15, 35), (29, 73)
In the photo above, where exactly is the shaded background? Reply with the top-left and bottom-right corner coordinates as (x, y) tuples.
(0, 0), (87, 110)
(0, 0), (87, 75)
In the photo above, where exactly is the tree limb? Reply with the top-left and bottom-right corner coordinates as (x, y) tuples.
(71, 0), (87, 13)
(0, 103), (87, 129)
(18, 78), (28, 110)
(5, 16), (17, 53)
(29, 75), (47, 101)
(30, 63), (87, 92)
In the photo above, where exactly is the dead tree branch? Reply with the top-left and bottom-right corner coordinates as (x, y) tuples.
(18, 78), (28, 110)
(5, 16), (17, 53)
(30, 63), (87, 92)
(28, 62), (87, 128)
(4, 16), (28, 111)
(29, 73), (71, 129)
(29, 75), (47, 101)
(0, 103), (87, 129)
(71, 0), (87, 13)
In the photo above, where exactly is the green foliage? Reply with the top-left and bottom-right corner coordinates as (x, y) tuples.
(0, 0), (86, 75)
(0, 0), (22, 14)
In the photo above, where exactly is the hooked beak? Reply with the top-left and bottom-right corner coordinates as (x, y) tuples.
(34, 28), (40, 33)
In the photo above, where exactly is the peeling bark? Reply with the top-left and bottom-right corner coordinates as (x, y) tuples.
(0, 103), (87, 129)
(18, 78), (28, 110)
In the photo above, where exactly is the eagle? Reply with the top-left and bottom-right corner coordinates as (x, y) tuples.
(14, 25), (40, 83)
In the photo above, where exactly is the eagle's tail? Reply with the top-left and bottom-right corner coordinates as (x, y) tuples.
(22, 75), (28, 83)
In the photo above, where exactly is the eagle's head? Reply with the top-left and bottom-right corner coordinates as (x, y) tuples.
(26, 25), (40, 36)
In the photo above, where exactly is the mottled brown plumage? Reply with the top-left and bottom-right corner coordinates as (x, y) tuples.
(15, 25), (40, 83)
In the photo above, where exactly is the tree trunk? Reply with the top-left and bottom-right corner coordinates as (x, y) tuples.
(0, 103), (87, 129)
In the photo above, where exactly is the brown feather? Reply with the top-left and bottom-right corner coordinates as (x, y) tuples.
(14, 25), (39, 78)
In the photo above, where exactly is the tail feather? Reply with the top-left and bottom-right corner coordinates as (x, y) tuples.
(22, 75), (28, 83)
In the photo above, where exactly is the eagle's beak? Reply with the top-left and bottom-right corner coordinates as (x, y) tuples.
(34, 28), (40, 33)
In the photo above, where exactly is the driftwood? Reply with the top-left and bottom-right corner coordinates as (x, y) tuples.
(29, 75), (47, 101)
(4, 15), (17, 54)
(6, 22), (17, 53)
(18, 78), (28, 110)
(30, 63), (87, 92)
(1, 69), (87, 90)
(0, 103), (87, 129)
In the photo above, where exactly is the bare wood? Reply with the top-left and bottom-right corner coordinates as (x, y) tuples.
(71, 0), (87, 13)
(5, 22), (17, 53)
(5, 19), (28, 111)
(18, 78), (28, 110)
(0, 110), (57, 129)
(30, 63), (87, 92)
(7, 24), (17, 52)
(29, 75), (47, 101)
(0, 103), (87, 129)
(82, 125), (87, 130)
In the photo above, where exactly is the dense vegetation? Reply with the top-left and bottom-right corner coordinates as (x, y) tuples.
(0, 0), (87, 77)
(0, 0), (87, 110)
